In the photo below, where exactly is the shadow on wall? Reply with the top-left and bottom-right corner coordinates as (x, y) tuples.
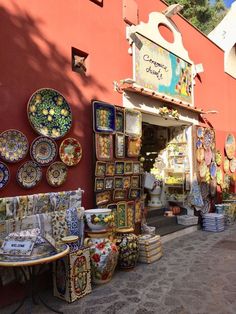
(0, 3), (107, 207)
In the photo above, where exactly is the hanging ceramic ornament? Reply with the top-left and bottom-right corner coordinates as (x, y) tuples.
(223, 158), (230, 173)
(229, 157), (236, 173)
(196, 147), (204, 163)
(199, 161), (208, 179)
(197, 127), (204, 138)
(215, 150), (222, 166)
(225, 134), (236, 160)
(204, 147), (212, 166)
(0, 162), (10, 189)
(209, 162), (217, 178)
(196, 139), (203, 149)
(216, 168), (223, 186)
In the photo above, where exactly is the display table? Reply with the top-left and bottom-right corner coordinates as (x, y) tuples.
(0, 243), (69, 314)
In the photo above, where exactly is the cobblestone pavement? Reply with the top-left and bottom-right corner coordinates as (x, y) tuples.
(3, 226), (236, 314)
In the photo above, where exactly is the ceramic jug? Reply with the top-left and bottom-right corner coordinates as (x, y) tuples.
(116, 228), (139, 270)
(84, 231), (118, 284)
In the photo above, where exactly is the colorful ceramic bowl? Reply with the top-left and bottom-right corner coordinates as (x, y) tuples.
(46, 161), (68, 187)
(84, 208), (113, 231)
(17, 161), (42, 188)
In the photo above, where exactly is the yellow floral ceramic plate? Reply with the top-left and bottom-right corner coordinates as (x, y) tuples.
(27, 88), (72, 139)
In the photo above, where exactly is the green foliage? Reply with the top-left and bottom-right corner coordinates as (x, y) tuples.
(166, 0), (228, 34)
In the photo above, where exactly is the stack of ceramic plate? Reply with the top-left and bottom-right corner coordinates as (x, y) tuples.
(138, 234), (163, 264)
(202, 213), (225, 232)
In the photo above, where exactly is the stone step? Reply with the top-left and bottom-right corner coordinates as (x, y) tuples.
(147, 215), (177, 228)
(156, 224), (190, 237)
(146, 207), (165, 218)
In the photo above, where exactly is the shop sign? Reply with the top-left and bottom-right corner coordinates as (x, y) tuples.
(133, 33), (193, 104)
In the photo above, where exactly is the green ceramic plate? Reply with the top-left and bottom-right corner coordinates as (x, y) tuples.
(27, 88), (72, 139)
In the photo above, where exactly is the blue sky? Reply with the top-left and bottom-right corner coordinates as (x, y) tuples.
(211, 0), (234, 7)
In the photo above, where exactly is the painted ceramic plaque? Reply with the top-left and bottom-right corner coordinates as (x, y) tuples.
(59, 138), (82, 166)
(115, 107), (124, 133)
(0, 162), (10, 189)
(93, 101), (115, 133)
(114, 177), (123, 189)
(125, 109), (142, 137)
(95, 134), (113, 161)
(123, 176), (131, 189)
(116, 202), (128, 229)
(27, 88), (72, 139)
(223, 158), (230, 173)
(115, 134), (125, 158)
(0, 129), (28, 163)
(104, 177), (114, 190)
(196, 147), (204, 163)
(124, 161), (133, 174)
(46, 161), (68, 187)
(105, 162), (115, 176)
(126, 201), (134, 228)
(95, 178), (104, 192)
(129, 188), (141, 199)
(96, 191), (111, 205)
(95, 161), (106, 177)
(127, 137), (141, 157)
(204, 147), (212, 166)
(31, 136), (57, 166)
(17, 161), (42, 188)
(229, 157), (236, 173)
(115, 162), (124, 175)
(215, 150), (222, 166)
(131, 176), (140, 188)
(225, 134), (235, 159)
(113, 189), (127, 201)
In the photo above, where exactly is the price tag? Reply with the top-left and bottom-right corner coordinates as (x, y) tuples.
(0, 236), (36, 256)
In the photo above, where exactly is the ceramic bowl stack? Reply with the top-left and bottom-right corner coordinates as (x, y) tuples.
(138, 234), (162, 263)
(202, 213), (225, 232)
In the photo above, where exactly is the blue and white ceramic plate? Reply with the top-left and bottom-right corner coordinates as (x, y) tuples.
(31, 136), (57, 166)
(0, 162), (10, 189)
(17, 161), (42, 189)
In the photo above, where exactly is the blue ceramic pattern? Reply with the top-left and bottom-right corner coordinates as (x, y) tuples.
(93, 101), (115, 133)
(0, 162), (10, 189)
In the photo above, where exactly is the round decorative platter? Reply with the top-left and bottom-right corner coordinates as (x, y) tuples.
(0, 129), (28, 163)
(46, 161), (68, 187)
(204, 147), (212, 166)
(17, 161), (42, 188)
(0, 162), (10, 189)
(203, 128), (214, 149)
(59, 138), (82, 166)
(215, 150), (222, 166)
(197, 127), (204, 138)
(31, 136), (57, 166)
(199, 161), (208, 178)
(196, 139), (203, 149)
(209, 162), (217, 178)
(225, 133), (235, 160)
(27, 88), (72, 139)
(223, 158), (230, 173)
(196, 147), (204, 163)
(216, 168), (223, 185)
(229, 157), (236, 173)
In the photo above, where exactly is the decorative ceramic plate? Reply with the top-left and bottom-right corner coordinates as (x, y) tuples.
(216, 168), (223, 185)
(115, 107), (124, 133)
(204, 147), (212, 166)
(215, 150), (222, 166)
(27, 88), (72, 139)
(229, 157), (236, 173)
(46, 161), (68, 187)
(210, 179), (217, 197)
(59, 138), (82, 166)
(93, 101), (115, 133)
(30, 136), (57, 166)
(209, 162), (217, 178)
(125, 109), (142, 137)
(0, 162), (10, 189)
(199, 161), (207, 178)
(0, 129), (28, 163)
(196, 147), (204, 163)
(127, 137), (142, 157)
(225, 134), (235, 159)
(196, 139), (203, 149)
(203, 128), (214, 149)
(223, 158), (230, 173)
(95, 133), (113, 161)
(17, 161), (42, 188)
(197, 127), (204, 138)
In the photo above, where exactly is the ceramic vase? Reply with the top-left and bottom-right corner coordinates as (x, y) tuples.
(148, 185), (162, 208)
(85, 231), (118, 284)
(116, 228), (139, 270)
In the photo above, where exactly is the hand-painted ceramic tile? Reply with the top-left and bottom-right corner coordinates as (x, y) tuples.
(115, 161), (124, 175)
(69, 189), (83, 209)
(0, 162), (10, 190)
(0, 129), (28, 163)
(123, 176), (131, 189)
(27, 88), (72, 139)
(115, 134), (125, 158)
(59, 138), (82, 166)
(225, 134), (236, 160)
(127, 137), (141, 157)
(126, 201), (134, 228)
(229, 157), (236, 173)
(95, 134), (113, 161)
(46, 162), (68, 187)
(95, 161), (106, 177)
(17, 161), (42, 189)
(50, 210), (68, 243)
(95, 178), (104, 191)
(135, 199), (142, 223)
(113, 189), (127, 201)
(124, 161), (133, 174)
(96, 191), (111, 205)
(116, 202), (128, 228)
(114, 177), (124, 189)
(31, 136), (57, 166)
(93, 101), (115, 133)
(131, 176), (140, 188)
(34, 193), (51, 214)
(104, 177), (114, 190)
(125, 109), (142, 137)
(115, 107), (124, 133)
(129, 188), (141, 199)
(105, 162), (115, 176)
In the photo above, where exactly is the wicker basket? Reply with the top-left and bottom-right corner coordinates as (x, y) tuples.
(177, 215), (199, 226)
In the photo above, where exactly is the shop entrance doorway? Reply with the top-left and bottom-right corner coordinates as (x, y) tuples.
(140, 115), (193, 236)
